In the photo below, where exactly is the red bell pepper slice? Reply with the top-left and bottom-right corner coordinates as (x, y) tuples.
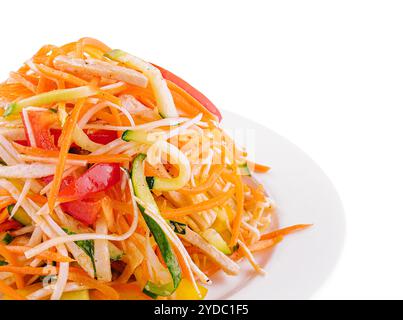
(154, 65), (222, 121)
(21, 110), (59, 150)
(60, 198), (102, 226)
(0, 219), (22, 232)
(58, 163), (121, 203)
(87, 130), (118, 145)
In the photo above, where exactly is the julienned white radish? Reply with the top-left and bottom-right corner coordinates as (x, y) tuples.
(0, 163), (56, 178)
(94, 216), (112, 282)
(53, 55), (148, 88)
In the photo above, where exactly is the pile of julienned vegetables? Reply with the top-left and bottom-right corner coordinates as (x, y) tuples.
(0, 38), (311, 300)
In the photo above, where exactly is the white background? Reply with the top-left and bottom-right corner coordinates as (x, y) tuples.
(1, 0), (402, 299)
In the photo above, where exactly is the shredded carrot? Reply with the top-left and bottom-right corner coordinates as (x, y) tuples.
(97, 90), (122, 106)
(161, 188), (235, 219)
(260, 224), (312, 241)
(0, 208), (9, 224)
(9, 72), (36, 93)
(5, 246), (75, 263)
(238, 240), (265, 274)
(47, 99), (86, 213)
(179, 165), (224, 194)
(167, 81), (217, 121)
(0, 265), (56, 276)
(0, 197), (16, 211)
(248, 161), (271, 173)
(0, 189), (10, 197)
(222, 171), (245, 247)
(26, 193), (48, 205)
(0, 280), (26, 300)
(248, 236), (283, 252)
(92, 110), (117, 124)
(35, 63), (88, 86)
(68, 268), (119, 300)
(0, 243), (25, 289)
(78, 37), (112, 54)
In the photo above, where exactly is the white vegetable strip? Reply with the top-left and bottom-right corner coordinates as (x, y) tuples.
(51, 245), (69, 300)
(54, 55), (148, 87)
(0, 135), (21, 164)
(79, 101), (135, 128)
(27, 282), (87, 300)
(181, 228), (240, 275)
(72, 126), (102, 152)
(0, 128), (26, 140)
(0, 144), (18, 165)
(94, 216), (112, 282)
(28, 227), (43, 247)
(25, 171), (138, 259)
(21, 155), (87, 166)
(146, 140), (191, 191)
(10, 179), (32, 218)
(106, 51), (178, 118)
(165, 113), (203, 140)
(120, 94), (148, 113)
(0, 163), (56, 178)
(237, 240), (266, 275)
(21, 108), (37, 147)
(10, 225), (35, 237)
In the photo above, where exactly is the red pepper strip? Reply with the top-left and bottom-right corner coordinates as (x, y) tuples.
(60, 198), (102, 226)
(58, 163), (121, 203)
(153, 64), (222, 121)
(87, 130), (117, 144)
(21, 110), (59, 150)
(0, 220), (22, 232)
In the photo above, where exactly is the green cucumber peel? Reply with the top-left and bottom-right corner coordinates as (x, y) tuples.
(131, 153), (182, 297)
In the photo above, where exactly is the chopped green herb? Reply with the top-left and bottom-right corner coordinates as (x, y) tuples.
(0, 261), (8, 266)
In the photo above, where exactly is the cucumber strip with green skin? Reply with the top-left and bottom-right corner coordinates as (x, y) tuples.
(4, 86), (98, 116)
(108, 241), (124, 261)
(1, 233), (14, 245)
(237, 162), (251, 176)
(131, 153), (182, 297)
(105, 50), (178, 118)
(125, 138), (190, 192)
(8, 205), (32, 226)
(200, 228), (232, 255)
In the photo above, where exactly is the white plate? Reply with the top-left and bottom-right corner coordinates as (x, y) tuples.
(205, 110), (345, 300)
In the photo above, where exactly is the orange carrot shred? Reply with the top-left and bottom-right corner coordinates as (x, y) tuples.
(47, 98), (86, 213)
(260, 224), (313, 241)
(0, 280), (26, 300)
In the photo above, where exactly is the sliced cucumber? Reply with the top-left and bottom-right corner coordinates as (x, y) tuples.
(4, 86), (98, 116)
(108, 241), (124, 261)
(1, 232), (13, 245)
(123, 135), (191, 192)
(8, 205), (31, 226)
(237, 162), (251, 176)
(200, 228), (232, 255)
(60, 289), (90, 300)
(122, 130), (158, 144)
(106, 49), (178, 118)
(131, 153), (182, 297)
